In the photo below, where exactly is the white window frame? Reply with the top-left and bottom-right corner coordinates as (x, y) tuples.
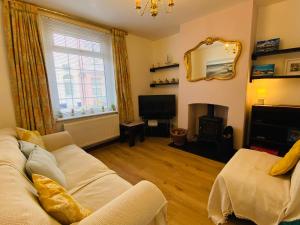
(40, 16), (117, 121)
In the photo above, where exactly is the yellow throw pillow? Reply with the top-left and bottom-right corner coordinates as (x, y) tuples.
(270, 140), (300, 176)
(32, 174), (91, 225)
(16, 127), (45, 148)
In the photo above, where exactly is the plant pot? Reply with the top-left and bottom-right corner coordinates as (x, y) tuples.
(171, 128), (187, 146)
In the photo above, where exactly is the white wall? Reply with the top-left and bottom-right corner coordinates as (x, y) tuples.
(151, 34), (180, 96)
(247, 0), (300, 106)
(126, 34), (153, 121)
(150, 34), (180, 126)
(0, 1), (16, 129)
(178, 1), (255, 149)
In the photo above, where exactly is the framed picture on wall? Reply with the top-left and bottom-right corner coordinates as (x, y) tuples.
(285, 58), (300, 75)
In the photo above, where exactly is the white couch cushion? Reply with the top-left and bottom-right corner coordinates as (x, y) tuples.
(0, 165), (60, 225)
(52, 145), (110, 189)
(0, 134), (26, 172)
(71, 173), (132, 211)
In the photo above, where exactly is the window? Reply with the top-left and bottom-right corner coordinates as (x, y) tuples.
(40, 17), (116, 120)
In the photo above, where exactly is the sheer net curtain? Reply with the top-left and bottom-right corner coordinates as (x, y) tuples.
(3, 0), (55, 135)
(40, 17), (116, 120)
(111, 29), (134, 123)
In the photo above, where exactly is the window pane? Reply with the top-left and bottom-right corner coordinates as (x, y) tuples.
(70, 69), (81, 84)
(42, 17), (116, 119)
(95, 58), (104, 71)
(66, 36), (79, 49)
(93, 43), (101, 53)
(81, 56), (94, 71)
(80, 39), (93, 52)
(57, 84), (72, 99)
(55, 69), (70, 83)
(53, 33), (65, 47)
(72, 84), (82, 98)
(59, 99), (73, 113)
(53, 52), (68, 69)
(69, 54), (80, 69)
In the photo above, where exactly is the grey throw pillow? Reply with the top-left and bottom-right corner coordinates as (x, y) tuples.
(19, 140), (57, 164)
(26, 149), (67, 188)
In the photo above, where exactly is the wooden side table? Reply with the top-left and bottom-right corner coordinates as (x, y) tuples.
(120, 121), (145, 147)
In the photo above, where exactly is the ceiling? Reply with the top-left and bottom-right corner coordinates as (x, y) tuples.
(27, 0), (285, 40)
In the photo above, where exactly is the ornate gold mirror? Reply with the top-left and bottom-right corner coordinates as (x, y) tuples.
(184, 37), (242, 81)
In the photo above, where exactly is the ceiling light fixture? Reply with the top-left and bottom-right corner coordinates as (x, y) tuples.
(135, 0), (175, 17)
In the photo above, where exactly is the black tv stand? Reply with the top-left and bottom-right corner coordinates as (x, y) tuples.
(143, 118), (172, 137)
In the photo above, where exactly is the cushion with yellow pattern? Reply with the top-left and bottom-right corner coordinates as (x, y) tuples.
(32, 174), (91, 225)
(270, 140), (300, 176)
(16, 127), (45, 148)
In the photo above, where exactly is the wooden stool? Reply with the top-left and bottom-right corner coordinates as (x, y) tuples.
(120, 121), (145, 147)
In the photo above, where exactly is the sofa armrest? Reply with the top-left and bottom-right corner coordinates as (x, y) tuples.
(78, 181), (167, 225)
(42, 131), (74, 152)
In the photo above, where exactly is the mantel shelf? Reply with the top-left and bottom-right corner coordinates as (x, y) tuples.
(252, 47), (300, 60)
(150, 63), (179, 72)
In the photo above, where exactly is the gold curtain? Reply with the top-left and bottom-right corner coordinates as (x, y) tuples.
(111, 29), (134, 123)
(3, 0), (55, 135)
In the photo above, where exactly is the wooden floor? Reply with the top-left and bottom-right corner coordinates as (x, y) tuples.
(90, 138), (255, 225)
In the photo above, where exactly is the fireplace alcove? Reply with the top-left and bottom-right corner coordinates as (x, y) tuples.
(170, 103), (234, 163)
(188, 103), (229, 141)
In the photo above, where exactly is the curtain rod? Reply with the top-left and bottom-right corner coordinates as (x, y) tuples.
(8, 0), (128, 35)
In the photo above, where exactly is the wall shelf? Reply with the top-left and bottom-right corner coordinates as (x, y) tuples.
(150, 63), (179, 72)
(250, 75), (300, 82)
(150, 82), (179, 88)
(252, 47), (300, 60)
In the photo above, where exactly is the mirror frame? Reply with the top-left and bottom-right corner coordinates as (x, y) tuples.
(184, 37), (242, 82)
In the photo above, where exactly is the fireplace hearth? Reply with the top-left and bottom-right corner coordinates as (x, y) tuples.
(173, 103), (235, 163)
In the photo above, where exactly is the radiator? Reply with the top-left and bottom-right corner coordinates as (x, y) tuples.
(64, 114), (120, 147)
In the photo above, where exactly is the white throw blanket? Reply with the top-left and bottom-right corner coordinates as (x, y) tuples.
(207, 149), (300, 225)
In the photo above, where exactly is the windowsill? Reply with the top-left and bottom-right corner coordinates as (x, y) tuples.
(56, 111), (118, 122)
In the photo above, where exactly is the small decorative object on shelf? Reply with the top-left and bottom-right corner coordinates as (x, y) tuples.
(255, 38), (280, 53)
(165, 78), (169, 83)
(150, 63), (179, 72)
(251, 39), (300, 81)
(150, 81), (179, 87)
(285, 58), (300, 75)
(165, 55), (173, 65)
(252, 64), (275, 76)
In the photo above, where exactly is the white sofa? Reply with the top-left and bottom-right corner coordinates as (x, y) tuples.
(208, 149), (300, 225)
(0, 128), (167, 225)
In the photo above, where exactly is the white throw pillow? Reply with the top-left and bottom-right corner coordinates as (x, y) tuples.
(26, 149), (67, 187)
(19, 141), (57, 164)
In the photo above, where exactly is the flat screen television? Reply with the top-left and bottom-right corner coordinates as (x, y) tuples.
(138, 95), (176, 119)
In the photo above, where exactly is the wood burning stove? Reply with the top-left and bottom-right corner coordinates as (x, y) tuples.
(198, 104), (223, 142)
